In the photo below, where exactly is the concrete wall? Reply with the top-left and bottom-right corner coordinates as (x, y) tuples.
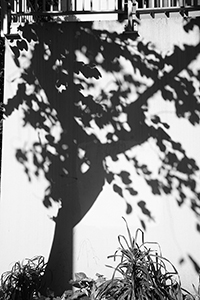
(1, 12), (200, 294)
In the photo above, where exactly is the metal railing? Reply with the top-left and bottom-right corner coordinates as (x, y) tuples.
(1, 0), (200, 36)
(137, 0), (200, 7)
(1, 0), (126, 35)
(6, 0), (125, 17)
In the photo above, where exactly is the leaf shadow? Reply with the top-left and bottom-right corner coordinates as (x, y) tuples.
(3, 17), (200, 294)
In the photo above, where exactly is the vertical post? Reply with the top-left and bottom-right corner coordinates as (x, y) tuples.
(126, 0), (137, 32)
(118, 0), (122, 9)
(19, 0), (22, 12)
(162, 0), (168, 6)
(1, 0), (9, 36)
(43, 0), (46, 12)
(148, 0), (155, 7)
(61, 0), (72, 11)
(118, 0), (124, 21)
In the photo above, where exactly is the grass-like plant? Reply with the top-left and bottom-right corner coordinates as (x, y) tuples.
(191, 273), (200, 300)
(0, 256), (46, 300)
(95, 217), (188, 300)
(0, 220), (196, 300)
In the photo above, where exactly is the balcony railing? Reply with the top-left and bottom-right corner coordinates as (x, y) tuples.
(5, 0), (124, 17)
(1, 0), (200, 36)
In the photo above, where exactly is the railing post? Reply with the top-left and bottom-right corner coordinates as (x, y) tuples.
(125, 0), (138, 32)
(1, 0), (9, 36)
(118, 0), (123, 10)
(61, 0), (72, 11)
(118, 0), (126, 21)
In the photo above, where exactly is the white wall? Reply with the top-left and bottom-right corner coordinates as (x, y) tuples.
(1, 12), (200, 293)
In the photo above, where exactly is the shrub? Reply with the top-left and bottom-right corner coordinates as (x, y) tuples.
(68, 218), (193, 300)
(0, 256), (46, 300)
(0, 219), (196, 300)
(95, 217), (184, 300)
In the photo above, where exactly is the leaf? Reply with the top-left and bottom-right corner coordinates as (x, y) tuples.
(46, 134), (55, 143)
(111, 155), (118, 162)
(121, 217), (134, 248)
(106, 172), (114, 184)
(11, 46), (20, 58)
(179, 258), (185, 264)
(146, 179), (161, 195)
(17, 39), (28, 51)
(119, 171), (132, 185)
(162, 122), (170, 129)
(137, 200), (154, 221)
(156, 140), (166, 152)
(167, 152), (178, 165)
(126, 203), (132, 214)
(177, 158), (192, 174)
(78, 63), (102, 79)
(188, 255), (200, 274)
(189, 112), (199, 125)
(15, 149), (27, 163)
(20, 23), (38, 42)
(161, 88), (174, 101)
(163, 185), (171, 194)
(106, 132), (113, 140)
(184, 17), (200, 33)
(74, 272), (87, 281)
(151, 115), (161, 124)
(126, 187), (138, 196)
(95, 117), (104, 129)
(43, 196), (52, 208)
(141, 164), (152, 175)
(171, 141), (182, 151)
(140, 219), (146, 231)
(113, 184), (123, 198)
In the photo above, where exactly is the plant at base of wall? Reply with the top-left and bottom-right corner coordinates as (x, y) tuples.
(0, 256), (46, 300)
(49, 218), (193, 300)
(0, 219), (197, 300)
(191, 273), (200, 300)
(94, 217), (188, 300)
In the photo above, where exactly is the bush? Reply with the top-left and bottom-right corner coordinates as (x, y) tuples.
(0, 256), (46, 300)
(0, 219), (197, 300)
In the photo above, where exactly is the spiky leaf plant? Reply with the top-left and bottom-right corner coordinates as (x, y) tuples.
(191, 273), (200, 300)
(0, 256), (46, 300)
(96, 217), (186, 300)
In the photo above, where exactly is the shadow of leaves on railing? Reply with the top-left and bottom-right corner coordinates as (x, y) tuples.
(4, 17), (200, 294)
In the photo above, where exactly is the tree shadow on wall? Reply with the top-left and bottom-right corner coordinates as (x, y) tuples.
(4, 17), (200, 295)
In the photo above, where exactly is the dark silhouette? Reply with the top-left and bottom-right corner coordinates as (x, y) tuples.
(0, 36), (5, 178)
(3, 16), (200, 295)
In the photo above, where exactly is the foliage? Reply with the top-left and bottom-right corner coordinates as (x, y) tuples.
(59, 218), (198, 300)
(0, 219), (199, 300)
(4, 17), (200, 230)
(35, 218), (195, 300)
(191, 273), (200, 300)
(95, 217), (185, 300)
(0, 256), (46, 300)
